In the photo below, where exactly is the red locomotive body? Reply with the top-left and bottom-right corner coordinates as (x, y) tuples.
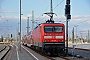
(31, 23), (65, 55)
(22, 23), (65, 55)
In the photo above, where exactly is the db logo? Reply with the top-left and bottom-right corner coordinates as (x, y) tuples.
(52, 36), (55, 38)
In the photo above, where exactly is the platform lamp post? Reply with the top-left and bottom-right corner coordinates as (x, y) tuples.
(88, 30), (89, 43)
(17, 23), (19, 43)
(72, 27), (74, 43)
(74, 25), (78, 43)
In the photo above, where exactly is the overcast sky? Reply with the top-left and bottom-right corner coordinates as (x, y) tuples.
(0, 0), (90, 38)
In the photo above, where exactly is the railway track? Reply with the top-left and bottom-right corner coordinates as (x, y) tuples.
(2, 44), (89, 60)
(68, 47), (90, 60)
(22, 45), (68, 60)
(0, 45), (6, 52)
(23, 44), (90, 60)
(0, 45), (11, 60)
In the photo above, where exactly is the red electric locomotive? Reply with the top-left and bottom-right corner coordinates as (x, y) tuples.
(22, 22), (65, 56)
(31, 23), (65, 56)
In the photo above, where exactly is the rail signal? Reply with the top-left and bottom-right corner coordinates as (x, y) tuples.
(66, 0), (70, 4)
(65, 0), (71, 20)
(67, 14), (71, 20)
(11, 34), (12, 38)
(65, 5), (70, 15)
(65, 0), (71, 56)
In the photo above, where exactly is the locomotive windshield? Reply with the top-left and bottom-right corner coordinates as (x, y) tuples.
(44, 26), (53, 32)
(44, 26), (63, 32)
(54, 26), (62, 32)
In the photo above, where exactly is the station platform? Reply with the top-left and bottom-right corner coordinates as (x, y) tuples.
(68, 42), (90, 50)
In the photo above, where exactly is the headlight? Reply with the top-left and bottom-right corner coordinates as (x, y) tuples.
(56, 36), (63, 39)
(44, 40), (47, 42)
(44, 36), (52, 38)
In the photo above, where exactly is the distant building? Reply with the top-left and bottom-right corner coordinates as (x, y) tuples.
(0, 35), (3, 42)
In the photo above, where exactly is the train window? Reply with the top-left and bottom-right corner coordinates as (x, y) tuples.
(54, 26), (63, 32)
(44, 26), (53, 32)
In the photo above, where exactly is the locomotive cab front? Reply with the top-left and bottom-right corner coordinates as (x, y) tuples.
(42, 23), (65, 56)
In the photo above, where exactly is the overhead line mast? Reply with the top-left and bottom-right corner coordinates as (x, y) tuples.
(50, 0), (53, 21)
(26, 17), (30, 34)
(32, 11), (34, 30)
